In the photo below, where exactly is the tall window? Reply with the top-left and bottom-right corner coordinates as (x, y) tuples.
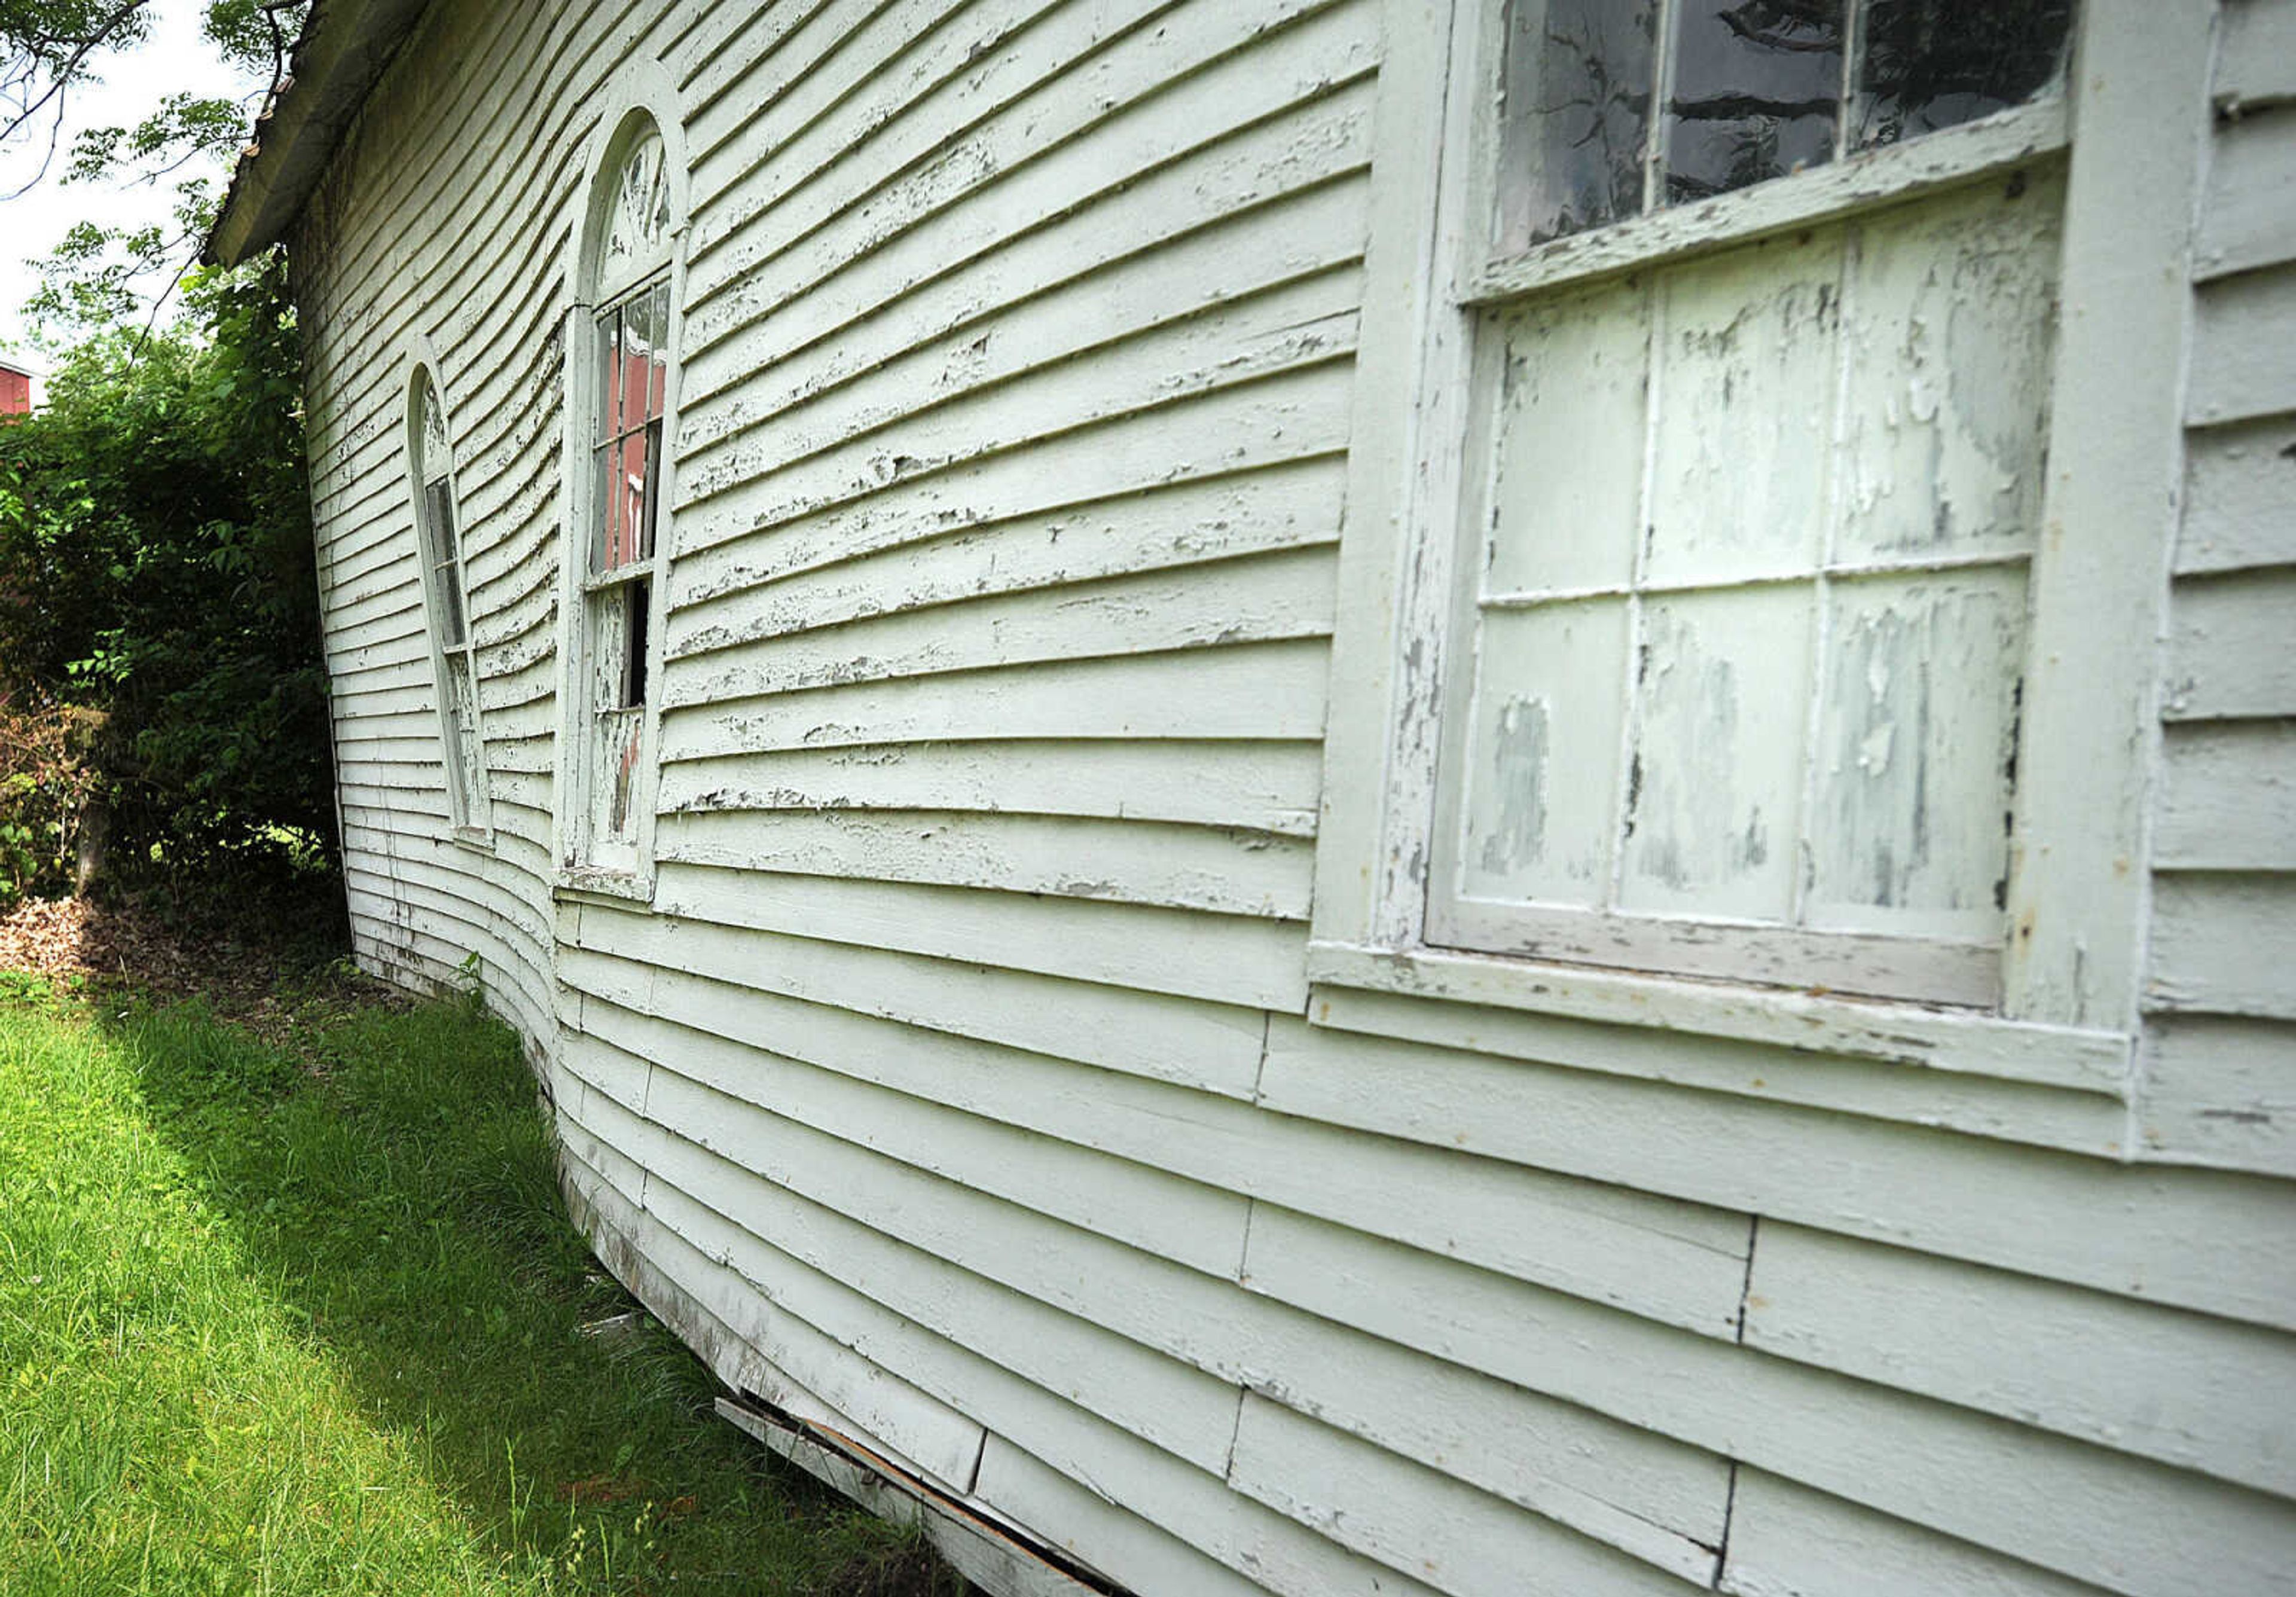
(410, 366), (488, 836)
(563, 112), (677, 885)
(1424, 0), (2075, 1006)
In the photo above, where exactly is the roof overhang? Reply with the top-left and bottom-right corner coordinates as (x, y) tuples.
(204, 0), (436, 267)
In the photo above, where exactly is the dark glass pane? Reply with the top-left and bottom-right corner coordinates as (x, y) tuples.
(425, 479), (466, 646)
(1498, 0), (1658, 249)
(416, 475), (453, 572)
(623, 579), (651, 710)
(1855, 0), (2073, 148)
(1665, 0), (1843, 204)
(637, 419), (663, 563)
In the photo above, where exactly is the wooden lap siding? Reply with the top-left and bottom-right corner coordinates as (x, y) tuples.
(291, 2), (2296, 1595)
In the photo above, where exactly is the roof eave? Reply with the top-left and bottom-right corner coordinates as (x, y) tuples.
(205, 0), (435, 268)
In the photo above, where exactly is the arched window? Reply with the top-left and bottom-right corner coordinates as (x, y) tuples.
(410, 364), (488, 836)
(562, 107), (679, 887)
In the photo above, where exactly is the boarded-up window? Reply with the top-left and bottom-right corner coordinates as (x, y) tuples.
(410, 367), (488, 835)
(1431, 0), (2073, 1005)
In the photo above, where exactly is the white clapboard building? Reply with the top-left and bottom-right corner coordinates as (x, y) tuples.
(210, 2), (2295, 1592)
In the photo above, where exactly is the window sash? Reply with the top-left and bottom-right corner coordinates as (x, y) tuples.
(413, 399), (486, 836)
(1416, 1), (2071, 1007)
(1491, 0), (2074, 262)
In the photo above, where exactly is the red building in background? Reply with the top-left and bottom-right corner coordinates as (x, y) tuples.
(0, 359), (32, 417)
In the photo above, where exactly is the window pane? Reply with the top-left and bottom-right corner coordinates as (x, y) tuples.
(1643, 228), (1841, 587)
(1455, 599), (1631, 908)
(1497, 0), (1657, 251)
(416, 475), (454, 573)
(623, 280), (670, 423)
(590, 583), (632, 712)
(1804, 569), (2024, 940)
(1482, 277), (1651, 597)
(1617, 585), (1813, 921)
(1835, 167), (2063, 562)
(418, 371), (450, 473)
(606, 429), (648, 569)
(636, 420), (663, 563)
(623, 578), (651, 710)
(595, 308), (622, 447)
(1854, 0), (2073, 149)
(444, 655), (485, 825)
(596, 706), (645, 845)
(1663, 0), (1842, 204)
(591, 442), (616, 573)
(599, 126), (669, 288)
(425, 481), (466, 645)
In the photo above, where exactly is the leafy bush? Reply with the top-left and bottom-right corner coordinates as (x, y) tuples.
(0, 251), (334, 913)
(0, 692), (103, 903)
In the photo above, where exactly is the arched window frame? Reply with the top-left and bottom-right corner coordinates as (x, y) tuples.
(407, 357), (491, 842)
(555, 74), (688, 899)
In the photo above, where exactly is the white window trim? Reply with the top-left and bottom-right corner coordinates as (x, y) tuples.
(552, 65), (690, 906)
(1309, 0), (2215, 1091)
(405, 352), (493, 850)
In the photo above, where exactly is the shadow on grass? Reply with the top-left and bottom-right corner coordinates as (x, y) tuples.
(81, 984), (966, 1596)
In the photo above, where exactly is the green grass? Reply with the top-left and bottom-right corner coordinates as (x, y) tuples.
(0, 979), (959, 1596)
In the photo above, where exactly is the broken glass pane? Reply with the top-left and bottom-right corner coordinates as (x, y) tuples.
(1663, 0), (1842, 204)
(1498, 0), (1657, 250)
(1854, 0), (2073, 148)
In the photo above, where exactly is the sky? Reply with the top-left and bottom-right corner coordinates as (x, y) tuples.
(0, 1), (267, 368)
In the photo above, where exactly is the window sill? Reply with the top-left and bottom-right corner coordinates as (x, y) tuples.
(1303, 939), (2131, 1100)
(553, 866), (655, 908)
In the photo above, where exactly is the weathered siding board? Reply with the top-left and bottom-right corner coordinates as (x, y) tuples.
(1227, 1394), (1699, 1597)
(1741, 1222), (2296, 1496)
(631, 1062), (1735, 1587)
(2155, 723), (2296, 868)
(2217, 0), (2296, 114)
(968, 1437), (1283, 1597)
(2164, 568), (2296, 720)
(662, 541), (1341, 710)
(560, 937), (1749, 1334)
(654, 737), (1326, 837)
(2147, 876), (2296, 1019)
(287, 0), (2296, 1592)
(1308, 982), (2132, 1154)
(1260, 1017), (2296, 1330)
(1241, 1210), (2296, 1597)
(2197, 105), (2296, 280)
(564, 906), (1270, 1099)
(1718, 1469), (2117, 1597)
(2139, 1018), (2296, 1177)
(655, 808), (1315, 920)
(2187, 266), (2296, 427)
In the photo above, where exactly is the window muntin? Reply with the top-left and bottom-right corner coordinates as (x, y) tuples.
(410, 368), (488, 836)
(1429, 0), (2074, 1007)
(1497, 0), (2073, 253)
(563, 116), (676, 883)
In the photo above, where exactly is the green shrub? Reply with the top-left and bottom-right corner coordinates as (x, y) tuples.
(0, 692), (103, 903)
(0, 252), (334, 911)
